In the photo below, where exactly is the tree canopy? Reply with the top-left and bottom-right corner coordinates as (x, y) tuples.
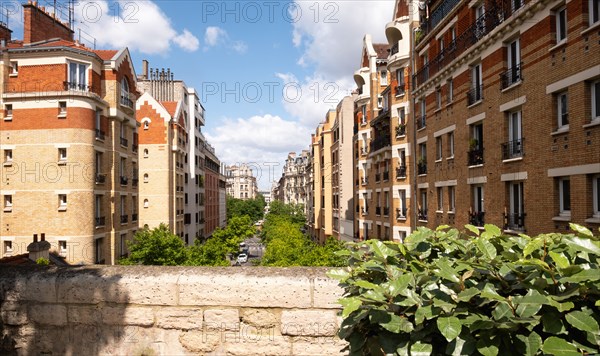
(226, 195), (265, 222)
(119, 223), (187, 266)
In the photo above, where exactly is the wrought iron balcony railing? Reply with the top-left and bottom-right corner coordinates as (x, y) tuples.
(131, 213), (138, 222)
(418, 161), (427, 175)
(467, 85), (484, 105)
(396, 208), (407, 220)
(468, 148), (485, 166)
(361, 177), (368, 186)
(120, 215), (128, 224)
(64, 81), (90, 91)
(95, 216), (106, 227)
(396, 125), (406, 137)
(120, 176), (128, 186)
(95, 173), (106, 184)
(470, 211), (485, 227)
(417, 115), (426, 130)
(120, 94), (133, 109)
(383, 207), (390, 216)
(383, 171), (390, 181)
(501, 138), (524, 160)
(370, 135), (392, 152)
(95, 129), (105, 140)
(500, 62), (522, 89)
(120, 137), (128, 147)
(375, 206), (382, 216)
(361, 206), (368, 215)
(396, 165), (407, 179)
(418, 208), (428, 221)
(504, 212), (525, 231)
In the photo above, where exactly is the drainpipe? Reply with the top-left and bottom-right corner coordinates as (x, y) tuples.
(411, 26), (419, 233)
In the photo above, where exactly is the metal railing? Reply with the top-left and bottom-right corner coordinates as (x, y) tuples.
(120, 215), (128, 224)
(375, 206), (382, 216)
(375, 173), (381, 182)
(468, 148), (485, 166)
(500, 62), (522, 89)
(504, 212), (525, 230)
(467, 84), (484, 105)
(131, 213), (138, 222)
(95, 216), (106, 227)
(396, 125), (406, 136)
(418, 208), (428, 221)
(95, 173), (106, 184)
(396, 165), (407, 179)
(418, 162), (427, 175)
(120, 176), (128, 186)
(396, 208), (407, 220)
(95, 129), (105, 140)
(120, 137), (128, 147)
(370, 135), (391, 152)
(383, 171), (390, 181)
(120, 94), (133, 109)
(383, 207), (390, 216)
(501, 138), (524, 160)
(470, 211), (485, 226)
(64, 81), (90, 91)
(417, 115), (426, 130)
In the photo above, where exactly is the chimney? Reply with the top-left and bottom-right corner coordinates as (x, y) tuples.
(0, 22), (12, 45)
(142, 60), (148, 79)
(27, 234), (51, 262)
(22, 1), (74, 45)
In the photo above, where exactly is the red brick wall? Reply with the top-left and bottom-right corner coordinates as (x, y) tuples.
(23, 3), (74, 44)
(136, 101), (167, 145)
(0, 107), (95, 131)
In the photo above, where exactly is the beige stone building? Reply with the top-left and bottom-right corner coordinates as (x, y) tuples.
(0, 2), (139, 264)
(225, 163), (258, 200)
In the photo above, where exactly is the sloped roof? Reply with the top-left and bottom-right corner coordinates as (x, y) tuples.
(93, 50), (118, 61)
(161, 101), (178, 117)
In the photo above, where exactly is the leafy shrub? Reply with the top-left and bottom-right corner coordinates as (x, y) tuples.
(35, 257), (49, 266)
(328, 224), (600, 355)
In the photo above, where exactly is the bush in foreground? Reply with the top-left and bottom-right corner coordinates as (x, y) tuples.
(328, 224), (599, 355)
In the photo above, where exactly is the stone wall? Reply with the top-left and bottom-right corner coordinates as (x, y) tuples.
(0, 266), (347, 355)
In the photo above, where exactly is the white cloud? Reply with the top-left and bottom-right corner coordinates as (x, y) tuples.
(205, 114), (311, 190)
(204, 26), (227, 47)
(204, 26), (248, 53)
(74, 0), (199, 54)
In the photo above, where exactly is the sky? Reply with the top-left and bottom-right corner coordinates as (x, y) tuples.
(8, 0), (394, 190)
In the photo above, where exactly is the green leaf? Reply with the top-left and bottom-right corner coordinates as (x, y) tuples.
(570, 223), (593, 238)
(355, 280), (380, 290)
(339, 297), (362, 318)
(476, 237), (497, 260)
(386, 274), (412, 297)
(542, 337), (580, 356)
(477, 337), (499, 356)
(483, 224), (502, 237)
(561, 269), (600, 283)
(465, 224), (481, 236)
(410, 341), (433, 355)
(549, 251), (570, 269)
(457, 287), (480, 302)
(564, 236), (600, 255)
(437, 316), (462, 342)
(523, 237), (545, 257)
(514, 290), (548, 318)
(436, 224), (451, 231)
(435, 258), (461, 283)
(547, 298), (575, 312)
(491, 302), (512, 320)
(565, 310), (600, 333)
(370, 240), (396, 260)
(481, 283), (505, 302)
(363, 289), (386, 302)
(541, 312), (566, 334)
(516, 331), (542, 356)
(381, 314), (414, 333)
(326, 268), (350, 281)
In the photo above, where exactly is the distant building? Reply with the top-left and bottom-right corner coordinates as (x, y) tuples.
(225, 164), (258, 200)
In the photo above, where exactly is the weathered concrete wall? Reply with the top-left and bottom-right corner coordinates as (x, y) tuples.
(0, 266), (347, 355)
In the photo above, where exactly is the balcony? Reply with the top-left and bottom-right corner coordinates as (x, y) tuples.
(375, 206), (381, 216)
(467, 85), (483, 106)
(361, 177), (368, 186)
(64, 81), (90, 92)
(95, 216), (106, 227)
(95, 129), (105, 140)
(396, 208), (407, 220)
(396, 125), (406, 137)
(467, 148), (485, 166)
(470, 211), (485, 227)
(395, 85), (405, 97)
(120, 215), (128, 224)
(95, 173), (106, 184)
(502, 138), (524, 160)
(120, 94), (134, 109)
(361, 147), (369, 155)
(132, 144), (138, 153)
(416, 115), (426, 130)
(418, 209), (428, 221)
(375, 173), (381, 182)
(120, 176), (128, 186)
(131, 213), (138, 222)
(132, 178), (139, 187)
(396, 165), (407, 179)
(500, 63), (522, 89)
(120, 137), (128, 148)
(504, 212), (525, 231)
(370, 136), (391, 152)
(383, 207), (390, 216)
(383, 171), (390, 181)
(390, 42), (399, 56)
(417, 161), (427, 175)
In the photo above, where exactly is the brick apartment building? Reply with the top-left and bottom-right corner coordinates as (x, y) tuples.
(412, 0), (600, 235)
(0, 1), (139, 264)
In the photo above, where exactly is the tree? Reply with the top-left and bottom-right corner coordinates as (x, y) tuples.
(268, 201), (305, 225)
(119, 224), (187, 265)
(226, 195), (266, 222)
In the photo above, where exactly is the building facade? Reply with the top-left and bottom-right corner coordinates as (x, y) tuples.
(0, 2), (139, 264)
(225, 163), (258, 200)
(412, 0), (600, 235)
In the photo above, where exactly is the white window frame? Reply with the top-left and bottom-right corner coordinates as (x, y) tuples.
(58, 241), (67, 257)
(436, 136), (443, 161)
(4, 240), (13, 255)
(95, 195), (102, 219)
(58, 194), (67, 211)
(58, 101), (67, 117)
(68, 61), (89, 91)
(591, 80), (600, 123)
(592, 175), (600, 218)
(58, 148), (67, 163)
(447, 131), (455, 159)
(448, 186), (456, 213)
(559, 177), (571, 216)
(556, 6), (567, 43)
(399, 189), (407, 218)
(447, 78), (453, 103)
(591, 0), (600, 25)
(4, 195), (13, 211)
(420, 189), (428, 220)
(380, 70), (388, 86)
(5, 104), (13, 119)
(473, 185), (484, 213)
(557, 91), (569, 129)
(4, 149), (13, 165)
(437, 187), (444, 212)
(436, 86), (442, 109)
(9, 61), (18, 76)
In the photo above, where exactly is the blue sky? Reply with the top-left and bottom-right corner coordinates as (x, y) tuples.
(10, 0), (394, 190)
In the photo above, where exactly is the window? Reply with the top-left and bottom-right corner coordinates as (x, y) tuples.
(475, 4), (486, 39)
(557, 91), (569, 129)
(59, 241), (67, 257)
(380, 70), (388, 86)
(144, 199), (149, 208)
(143, 121), (149, 130)
(3, 241), (12, 255)
(438, 37), (444, 56)
(361, 105), (367, 124)
(469, 123), (484, 165)
(398, 189), (407, 218)
(437, 187), (444, 212)
(419, 189), (428, 221)
(4, 149), (12, 164)
(396, 68), (405, 95)
(120, 234), (127, 257)
(448, 186), (456, 212)
(144, 149), (149, 158)
(558, 177), (571, 216)
(95, 195), (102, 219)
(447, 79), (453, 103)
(58, 194), (67, 210)
(5, 104), (13, 120)
(591, 0), (600, 25)
(447, 132), (455, 158)
(436, 87), (442, 109)
(469, 63), (483, 104)
(68, 61), (88, 91)
(58, 148), (67, 162)
(377, 95), (383, 108)
(504, 38), (521, 87)
(556, 6), (567, 42)
(508, 182), (525, 230)
(9, 61), (17, 75)
(473, 185), (485, 226)
(436, 136), (443, 161)
(512, 0), (523, 11)
(506, 111), (523, 159)
(58, 101), (67, 117)
(591, 80), (600, 123)
(593, 175), (600, 218)
(4, 195), (12, 211)
(95, 238), (103, 264)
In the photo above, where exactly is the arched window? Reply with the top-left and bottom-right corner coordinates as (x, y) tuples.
(143, 199), (149, 208)
(120, 78), (131, 107)
(144, 173), (149, 182)
(143, 149), (149, 158)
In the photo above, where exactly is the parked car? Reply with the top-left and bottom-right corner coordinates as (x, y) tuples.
(237, 253), (248, 264)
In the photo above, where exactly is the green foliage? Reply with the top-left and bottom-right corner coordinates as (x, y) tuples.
(119, 224), (187, 266)
(260, 202), (346, 267)
(187, 216), (255, 266)
(35, 257), (49, 266)
(329, 224), (600, 356)
(227, 195), (265, 222)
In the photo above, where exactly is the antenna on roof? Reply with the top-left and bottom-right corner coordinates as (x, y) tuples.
(69, 0), (74, 30)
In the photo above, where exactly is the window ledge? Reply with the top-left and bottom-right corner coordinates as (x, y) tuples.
(434, 107), (442, 114)
(551, 127), (570, 136)
(468, 164), (484, 169)
(418, 173), (427, 177)
(418, 219), (428, 223)
(3, 116), (12, 121)
(552, 215), (571, 222)
(3, 162), (13, 167)
(502, 157), (523, 163)
(447, 156), (454, 160)
(445, 100), (454, 108)
(417, 127), (427, 132)
(435, 210), (444, 214)
(501, 80), (522, 93)
(9, 73), (17, 77)
(58, 206), (67, 212)
(3, 208), (12, 212)
(395, 93), (406, 98)
(467, 100), (483, 109)
(435, 159), (443, 163)
(548, 40), (567, 52)
(396, 134), (406, 139)
(581, 22), (600, 36)
(448, 210), (455, 214)
(57, 113), (67, 119)
(396, 217), (407, 221)
(585, 217), (600, 224)
(583, 119), (600, 129)
(58, 160), (67, 165)
(503, 228), (525, 234)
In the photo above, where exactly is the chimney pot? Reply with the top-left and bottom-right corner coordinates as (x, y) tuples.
(33, 234), (38, 242)
(41, 233), (45, 241)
